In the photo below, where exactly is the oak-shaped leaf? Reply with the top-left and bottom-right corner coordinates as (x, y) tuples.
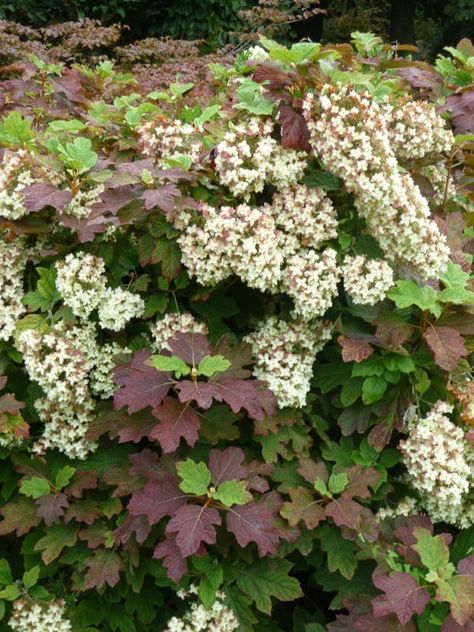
(113, 348), (172, 414)
(344, 466), (381, 499)
(65, 470), (98, 499)
(36, 493), (69, 526)
(0, 498), (41, 536)
(353, 612), (417, 631)
(280, 487), (325, 529)
(83, 549), (122, 590)
(441, 613), (474, 632)
(318, 523), (357, 580)
(153, 536), (188, 583)
(371, 572), (430, 624)
(297, 458), (328, 485)
(166, 504), (222, 557)
(22, 183), (72, 213)
(150, 397), (200, 452)
(436, 575), (474, 626)
(208, 447), (247, 485)
(278, 103), (311, 152)
(226, 498), (281, 557)
(141, 184), (181, 214)
(34, 523), (79, 564)
(325, 495), (364, 530)
(167, 332), (212, 366)
(115, 514), (151, 546)
(423, 325), (467, 371)
(338, 335), (375, 363)
(79, 521), (108, 549)
(128, 476), (188, 525)
(64, 500), (102, 525)
(253, 63), (294, 90)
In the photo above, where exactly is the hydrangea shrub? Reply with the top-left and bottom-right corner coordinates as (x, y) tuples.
(0, 32), (473, 631)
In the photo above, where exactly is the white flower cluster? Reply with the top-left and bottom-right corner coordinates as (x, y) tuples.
(0, 238), (26, 341)
(164, 584), (239, 632)
(56, 252), (144, 329)
(0, 150), (33, 221)
(62, 184), (105, 220)
(399, 401), (474, 528)
(151, 312), (208, 352)
(138, 119), (203, 166)
(17, 322), (126, 458)
(214, 117), (307, 199)
(9, 599), (71, 632)
(376, 496), (419, 522)
(303, 85), (450, 279)
(244, 316), (332, 408)
(421, 163), (457, 207)
(98, 286), (145, 331)
(177, 185), (340, 318)
(388, 100), (453, 161)
(342, 254), (394, 305)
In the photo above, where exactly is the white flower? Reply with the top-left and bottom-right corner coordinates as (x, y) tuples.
(98, 286), (145, 331)
(0, 238), (26, 340)
(9, 599), (72, 632)
(164, 584), (239, 632)
(151, 312), (208, 352)
(342, 255), (394, 305)
(56, 252), (107, 319)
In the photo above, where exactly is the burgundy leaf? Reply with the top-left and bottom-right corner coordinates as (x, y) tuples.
(226, 499), (280, 557)
(51, 73), (85, 102)
(0, 392), (24, 415)
(423, 325), (467, 371)
(0, 498), (41, 536)
(442, 614), (474, 632)
(142, 184), (180, 213)
(128, 448), (169, 480)
(150, 397), (200, 452)
(113, 348), (172, 414)
(83, 549), (122, 589)
(208, 447), (247, 485)
(128, 476), (188, 525)
(213, 337), (253, 380)
(115, 514), (151, 545)
(65, 470), (98, 499)
(458, 555), (474, 576)
(394, 515), (434, 566)
(22, 183), (72, 213)
(374, 313), (414, 347)
(325, 495), (364, 530)
(253, 63), (293, 90)
(79, 522), (108, 549)
(397, 65), (441, 90)
(354, 613), (417, 631)
(64, 500), (101, 525)
(154, 536), (188, 583)
(278, 103), (311, 152)
(92, 187), (135, 215)
(246, 460), (273, 492)
(168, 332), (212, 365)
(344, 466), (381, 499)
(281, 486), (325, 529)
(338, 335), (375, 363)
(166, 504), (221, 557)
(116, 411), (159, 443)
(372, 572), (430, 624)
(36, 493), (69, 526)
(297, 458), (328, 484)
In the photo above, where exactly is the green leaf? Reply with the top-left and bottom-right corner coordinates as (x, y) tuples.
(302, 169), (340, 190)
(212, 480), (252, 507)
(58, 137), (97, 174)
(0, 111), (35, 147)
(0, 560), (13, 586)
(236, 559), (303, 615)
(362, 376), (387, 404)
(194, 104), (221, 128)
(199, 563), (223, 609)
(20, 476), (51, 499)
(318, 524), (358, 580)
(351, 357), (385, 377)
(234, 79), (273, 115)
(387, 280), (440, 316)
(34, 523), (79, 564)
(54, 465), (76, 491)
(22, 565), (39, 589)
(47, 119), (86, 133)
(23, 267), (58, 312)
(0, 585), (21, 600)
(439, 262), (474, 305)
(413, 528), (454, 580)
(148, 355), (190, 378)
(176, 459), (211, 496)
(169, 82), (194, 98)
(328, 472), (348, 495)
(197, 355), (231, 377)
(382, 355), (415, 374)
(314, 478), (329, 497)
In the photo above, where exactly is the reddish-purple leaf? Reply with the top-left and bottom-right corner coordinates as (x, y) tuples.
(372, 572), (430, 624)
(208, 447), (247, 485)
(338, 335), (375, 363)
(166, 504), (221, 558)
(253, 64), (294, 90)
(93, 187), (134, 215)
(128, 448), (170, 480)
(51, 72), (85, 102)
(423, 325), (467, 371)
(168, 332), (212, 365)
(0, 392), (24, 415)
(79, 521), (108, 549)
(281, 487), (325, 529)
(128, 476), (188, 525)
(458, 555), (474, 576)
(142, 184), (180, 213)
(354, 613), (417, 631)
(278, 103), (311, 152)
(442, 613), (474, 632)
(246, 460), (273, 493)
(325, 495), (364, 530)
(436, 575), (474, 625)
(36, 493), (69, 526)
(297, 459), (328, 484)
(116, 412), (158, 443)
(394, 515), (434, 566)
(154, 537), (188, 583)
(65, 500), (101, 525)
(150, 397), (200, 452)
(374, 313), (414, 348)
(226, 499), (280, 557)
(22, 183), (72, 213)
(397, 65), (441, 90)
(83, 549), (122, 590)
(115, 515), (151, 545)
(113, 348), (171, 414)
(65, 470), (98, 499)
(0, 498), (41, 536)
(344, 466), (381, 499)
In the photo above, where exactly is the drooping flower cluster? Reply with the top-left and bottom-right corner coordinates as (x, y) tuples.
(138, 118), (203, 167)
(342, 254), (394, 305)
(303, 85), (450, 278)
(151, 312), (208, 352)
(399, 401), (474, 528)
(56, 252), (144, 328)
(244, 316), (333, 408)
(62, 184), (105, 220)
(177, 185), (341, 318)
(0, 238), (26, 341)
(17, 322), (126, 458)
(164, 584), (239, 632)
(388, 100), (453, 161)
(0, 150), (33, 221)
(214, 117), (307, 198)
(9, 599), (72, 632)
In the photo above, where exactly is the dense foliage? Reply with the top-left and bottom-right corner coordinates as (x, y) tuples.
(0, 31), (473, 631)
